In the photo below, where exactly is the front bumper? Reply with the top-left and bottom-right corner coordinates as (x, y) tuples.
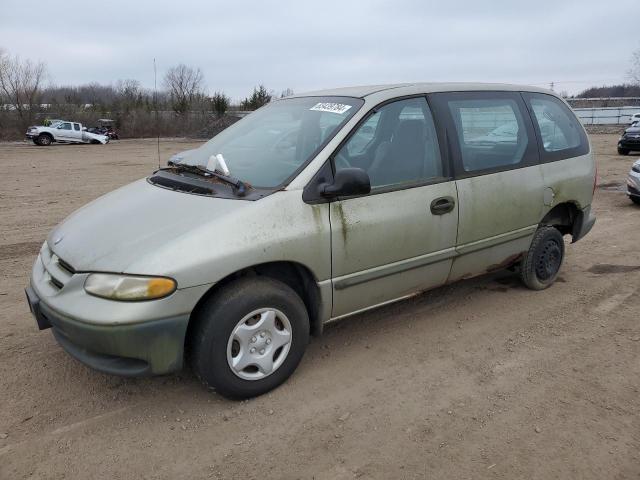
(26, 284), (189, 376)
(627, 169), (640, 198)
(619, 137), (640, 151)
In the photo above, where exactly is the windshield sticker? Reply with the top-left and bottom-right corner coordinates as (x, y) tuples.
(310, 103), (352, 114)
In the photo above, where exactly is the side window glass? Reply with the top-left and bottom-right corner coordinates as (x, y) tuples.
(448, 98), (529, 172)
(336, 97), (443, 188)
(59, 122), (72, 130)
(346, 114), (380, 156)
(529, 97), (581, 152)
(74, 123), (80, 131)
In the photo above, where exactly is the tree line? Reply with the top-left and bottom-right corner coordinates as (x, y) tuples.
(0, 47), (293, 140)
(3, 44), (640, 140)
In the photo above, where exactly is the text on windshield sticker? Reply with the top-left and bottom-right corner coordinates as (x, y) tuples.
(310, 103), (352, 114)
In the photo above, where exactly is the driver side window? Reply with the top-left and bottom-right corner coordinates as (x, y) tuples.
(335, 97), (443, 189)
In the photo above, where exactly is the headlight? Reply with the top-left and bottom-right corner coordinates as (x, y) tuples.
(84, 273), (176, 301)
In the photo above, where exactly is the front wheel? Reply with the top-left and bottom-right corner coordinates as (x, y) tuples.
(520, 226), (565, 290)
(631, 196), (640, 206)
(618, 147), (629, 155)
(35, 133), (52, 146)
(188, 277), (310, 399)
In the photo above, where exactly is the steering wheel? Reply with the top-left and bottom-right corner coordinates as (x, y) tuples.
(334, 151), (351, 170)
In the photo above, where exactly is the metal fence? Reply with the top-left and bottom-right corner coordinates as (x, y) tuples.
(571, 105), (639, 125)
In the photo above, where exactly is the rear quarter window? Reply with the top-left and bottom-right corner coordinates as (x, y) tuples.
(522, 92), (589, 162)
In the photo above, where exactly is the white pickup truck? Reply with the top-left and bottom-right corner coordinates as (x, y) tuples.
(26, 120), (109, 146)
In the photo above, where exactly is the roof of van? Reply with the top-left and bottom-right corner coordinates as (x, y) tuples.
(290, 82), (554, 99)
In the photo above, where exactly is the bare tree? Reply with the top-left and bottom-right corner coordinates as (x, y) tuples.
(0, 49), (47, 128)
(163, 64), (204, 114)
(280, 88), (294, 98)
(115, 79), (142, 109)
(629, 48), (640, 85)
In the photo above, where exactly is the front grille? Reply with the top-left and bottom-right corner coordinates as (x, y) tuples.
(41, 244), (74, 291)
(57, 258), (75, 275)
(49, 276), (64, 289)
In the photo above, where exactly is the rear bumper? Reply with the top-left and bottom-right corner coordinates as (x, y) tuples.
(572, 205), (596, 243)
(25, 285), (189, 376)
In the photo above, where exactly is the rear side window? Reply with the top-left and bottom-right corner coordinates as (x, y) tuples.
(523, 93), (589, 161)
(74, 123), (80, 131)
(447, 97), (531, 172)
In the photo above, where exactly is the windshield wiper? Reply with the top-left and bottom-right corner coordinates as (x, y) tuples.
(196, 165), (248, 196)
(170, 163), (248, 196)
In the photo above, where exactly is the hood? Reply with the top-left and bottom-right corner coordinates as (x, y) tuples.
(624, 126), (640, 134)
(48, 178), (250, 273)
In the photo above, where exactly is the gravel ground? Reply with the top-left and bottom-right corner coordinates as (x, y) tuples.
(0, 136), (639, 479)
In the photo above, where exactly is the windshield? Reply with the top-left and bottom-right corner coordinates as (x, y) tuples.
(175, 96), (364, 188)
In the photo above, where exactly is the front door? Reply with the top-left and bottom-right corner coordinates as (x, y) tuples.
(56, 122), (74, 141)
(329, 97), (458, 318)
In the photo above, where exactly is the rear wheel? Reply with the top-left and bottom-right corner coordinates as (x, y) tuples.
(188, 277), (310, 399)
(618, 147), (629, 155)
(520, 226), (565, 290)
(35, 133), (52, 146)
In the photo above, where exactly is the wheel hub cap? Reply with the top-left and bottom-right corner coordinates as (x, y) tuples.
(226, 308), (292, 381)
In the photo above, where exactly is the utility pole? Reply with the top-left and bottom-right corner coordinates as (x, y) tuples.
(549, 81), (555, 91)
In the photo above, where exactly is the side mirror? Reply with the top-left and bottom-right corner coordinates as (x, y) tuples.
(322, 168), (371, 198)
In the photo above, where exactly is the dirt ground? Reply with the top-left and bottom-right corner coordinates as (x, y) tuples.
(0, 136), (639, 479)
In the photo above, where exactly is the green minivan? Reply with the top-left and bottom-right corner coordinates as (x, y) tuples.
(27, 83), (595, 399)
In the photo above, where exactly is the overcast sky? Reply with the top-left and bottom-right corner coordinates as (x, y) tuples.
(1, 0), (639, 100)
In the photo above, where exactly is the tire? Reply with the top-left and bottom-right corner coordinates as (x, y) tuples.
(520, 226), (565, 290)
(631, 196), (640, 206)
(35, 133), (52, 146)
(188, 277), (310, 399)
(618, 147), (629, 155)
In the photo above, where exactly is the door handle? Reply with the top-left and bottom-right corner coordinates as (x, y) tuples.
(430, 196), (455, 215)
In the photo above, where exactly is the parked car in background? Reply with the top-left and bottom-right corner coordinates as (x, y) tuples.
(629, 112), (640, 125)
(627, 159), (640, 205)
(86, 125), (119, 140)
(618, 124), (640, 155)
(26, 83), (596, 399)
(87, 119), (119, 140)
(26, 121), (109, 146)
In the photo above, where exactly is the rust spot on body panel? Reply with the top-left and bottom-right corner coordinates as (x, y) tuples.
(486, 252), (526, 273)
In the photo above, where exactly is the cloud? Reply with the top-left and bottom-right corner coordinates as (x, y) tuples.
(1, 0), (637, 99)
